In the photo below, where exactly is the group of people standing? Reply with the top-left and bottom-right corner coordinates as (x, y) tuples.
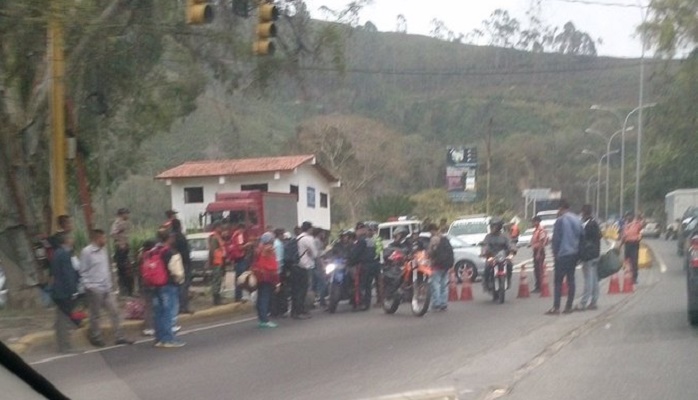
(546, 200), (643, 315)
(48, 214), (135, 353)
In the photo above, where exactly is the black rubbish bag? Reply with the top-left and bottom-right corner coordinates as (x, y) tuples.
(598, 247), (622, 280)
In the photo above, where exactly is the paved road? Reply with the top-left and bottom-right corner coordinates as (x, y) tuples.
(29, 238), (693, 400)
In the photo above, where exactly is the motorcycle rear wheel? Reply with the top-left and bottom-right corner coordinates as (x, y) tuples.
(411, 281), (431, 317)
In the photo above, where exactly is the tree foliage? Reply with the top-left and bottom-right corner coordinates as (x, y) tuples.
(367, 195), (415, 222)
(640, 0), (698, 56)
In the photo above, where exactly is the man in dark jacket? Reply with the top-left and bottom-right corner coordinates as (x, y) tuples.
(50, 233), (80, 353)
(171, 219), (193, 314)
(348, 222), (374, 311)
(578, 204), (602, 311)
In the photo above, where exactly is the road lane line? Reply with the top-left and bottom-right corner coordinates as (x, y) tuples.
(30, 316), (258, 366)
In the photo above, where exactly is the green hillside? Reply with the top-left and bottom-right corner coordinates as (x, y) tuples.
(129, 27), (671, 224)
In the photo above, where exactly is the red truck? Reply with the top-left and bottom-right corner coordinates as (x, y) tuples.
(204, 191), (299, 238)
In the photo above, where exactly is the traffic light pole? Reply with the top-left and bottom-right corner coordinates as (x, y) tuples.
(49, 12), (67, 231)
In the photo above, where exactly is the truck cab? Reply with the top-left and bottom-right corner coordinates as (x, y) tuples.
(203, 191), (298, 238)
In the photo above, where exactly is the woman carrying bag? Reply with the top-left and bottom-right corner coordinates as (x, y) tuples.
(252, 232), (281, 328)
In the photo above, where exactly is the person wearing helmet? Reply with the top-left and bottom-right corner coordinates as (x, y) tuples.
(330, 230), (353, 259)
(481, 217), (516, 288)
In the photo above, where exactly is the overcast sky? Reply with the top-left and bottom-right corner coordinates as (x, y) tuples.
(303, 0), (648, 58)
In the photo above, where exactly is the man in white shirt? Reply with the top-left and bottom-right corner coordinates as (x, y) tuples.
(291, 221), (318, 319)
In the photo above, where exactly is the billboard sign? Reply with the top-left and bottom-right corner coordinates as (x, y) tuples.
(446, 147), (478, 203)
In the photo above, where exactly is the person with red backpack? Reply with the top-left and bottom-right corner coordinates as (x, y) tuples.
(143, 230), (185, 348)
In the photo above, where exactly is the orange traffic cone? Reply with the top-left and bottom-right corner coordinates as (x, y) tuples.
(460, 274), (473, 301)
(448, 271), (459, 302)
(561, 276), (569, 297)
(622, 260), (635, 293)
(540, 264), (551, 298)
(608, 270), (621, 294)
(517, 264), (530, 298)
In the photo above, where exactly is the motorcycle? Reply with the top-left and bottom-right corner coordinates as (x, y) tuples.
(483, 250), (511, 304)
(325, 258), (359, 313)
(382, 247), (432, 317)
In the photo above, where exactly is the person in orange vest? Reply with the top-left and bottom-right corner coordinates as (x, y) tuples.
(620, 212), (643, 285)
(530, 216), (549, 293)
(510, 221), (520, 247)
(208, 222), (227, 305)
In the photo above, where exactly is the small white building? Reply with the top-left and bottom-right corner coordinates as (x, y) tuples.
(156, 155), (341, 230)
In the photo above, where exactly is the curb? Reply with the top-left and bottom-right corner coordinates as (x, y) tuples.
(361, 388), (459, 400)
(8, 302), (253, 355)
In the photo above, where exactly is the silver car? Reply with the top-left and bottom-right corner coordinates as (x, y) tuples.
(450, 236), (486, 283)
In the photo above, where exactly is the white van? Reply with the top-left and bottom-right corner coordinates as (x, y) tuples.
(377, 220), (422, 247)
(448, 215), (491, 247)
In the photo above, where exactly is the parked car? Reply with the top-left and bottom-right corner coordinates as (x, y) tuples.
(678, 207), (698, 255)
(517, 228), (535, 248)
(641, 221), (661, 239)
(685, 231), (698, 325)
(448, 215), (491, 247)
(187, 232), (212, 284)
(449, 235), (486, 283)
(417, 233), (485, 283)
(378, 219), (422, 248)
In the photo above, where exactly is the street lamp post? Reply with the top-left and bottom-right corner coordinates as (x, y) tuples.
(591, 104), (656, 216)
(583, 149), (619, 217)
(585, 126), (634, 221)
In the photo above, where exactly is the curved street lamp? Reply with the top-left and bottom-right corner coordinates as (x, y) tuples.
(590, 103), (656, 216)
(585, 126), (634, 220)
(582, 149), (620, 218)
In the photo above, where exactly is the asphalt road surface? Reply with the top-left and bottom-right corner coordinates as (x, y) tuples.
(28, 238), (695, 400)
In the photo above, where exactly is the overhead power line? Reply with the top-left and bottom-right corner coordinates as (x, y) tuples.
(544, 0), (648, 8)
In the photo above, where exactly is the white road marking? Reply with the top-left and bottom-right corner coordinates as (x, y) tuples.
(30, 316), (258, 366)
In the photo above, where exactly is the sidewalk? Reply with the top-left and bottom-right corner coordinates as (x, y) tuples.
(2, 289), (253, 356)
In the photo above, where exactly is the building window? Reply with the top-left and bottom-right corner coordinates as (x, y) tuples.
(290, 185), (299, 201)
(320, 193), (328, 208)
(307, 187), (316, 208)
(184, 187), (204, 204)
(241, 183), (268, 192)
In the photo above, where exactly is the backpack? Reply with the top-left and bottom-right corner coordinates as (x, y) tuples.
(283, 238), (301, 268)
(433, 235), (454, 269)
(140, 246), (169, 287)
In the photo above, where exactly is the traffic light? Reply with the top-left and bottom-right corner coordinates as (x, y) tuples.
(186, 0), (214, 25)
(253, 2), (279, 56)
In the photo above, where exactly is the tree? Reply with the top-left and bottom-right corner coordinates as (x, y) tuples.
(367, 195), (415, 221)
(396, 14), (408, 34)
(289, 115), (409, 223)
(640, 0), (698, 56)
(552, 22), (598, 56)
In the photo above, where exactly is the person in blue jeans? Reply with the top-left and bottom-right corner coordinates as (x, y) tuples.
(548, 199), (583, 315)
(427, 224), (453, 311)
(578, 204), (602, 311)
(151, 231), (185, 348)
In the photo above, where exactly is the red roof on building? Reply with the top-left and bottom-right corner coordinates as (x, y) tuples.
(155, 155), (339, 183)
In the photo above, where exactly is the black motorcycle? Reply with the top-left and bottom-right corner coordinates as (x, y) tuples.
(483, 250), (511, 304)
(325, 258), (360, 313)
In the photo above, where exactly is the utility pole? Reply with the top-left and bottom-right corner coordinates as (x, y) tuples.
(485, 118), (493, 216)
(49, 9), (67, 231)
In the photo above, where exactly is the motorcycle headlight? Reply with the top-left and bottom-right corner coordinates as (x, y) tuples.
(325, 263), (336, 274)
